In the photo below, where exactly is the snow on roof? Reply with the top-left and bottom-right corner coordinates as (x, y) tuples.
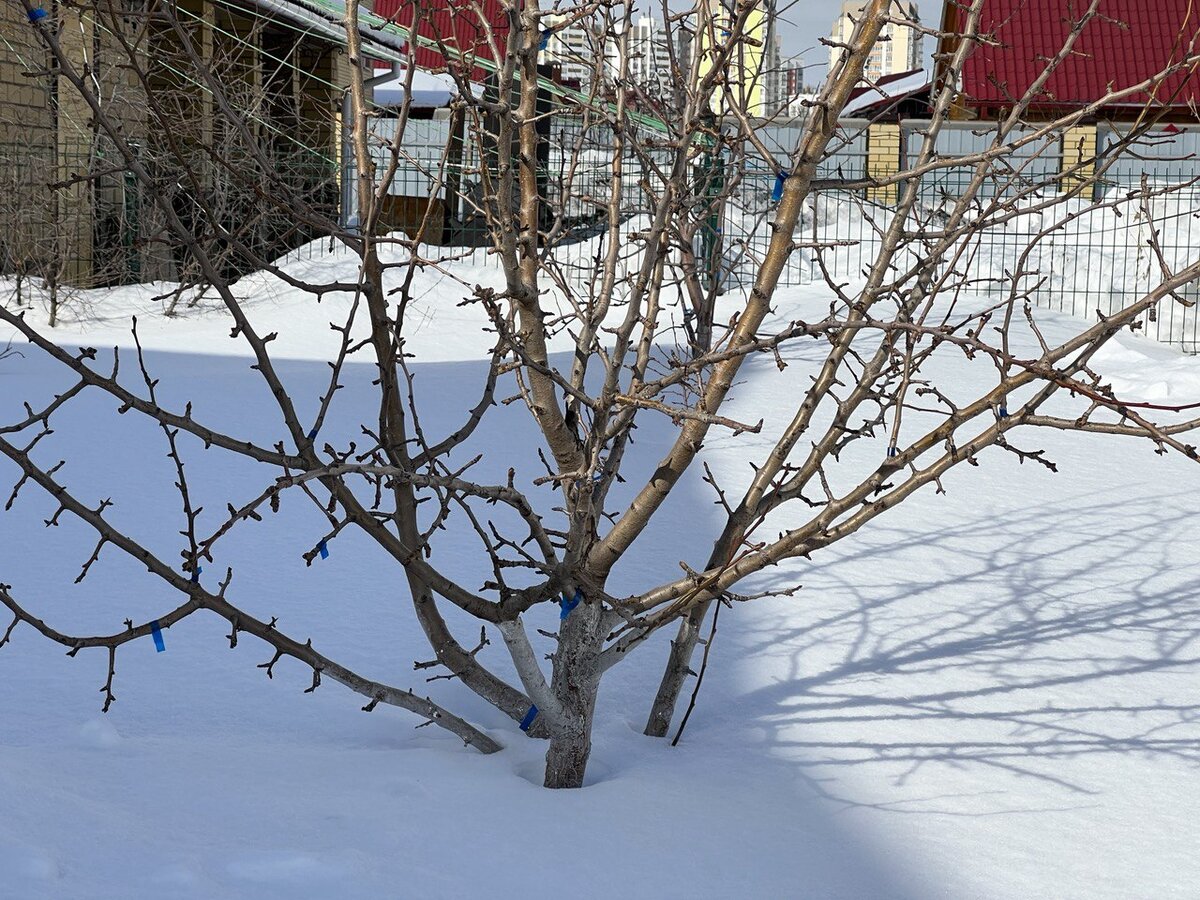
(247, 0), (503, 89)
(841, 69), (930, 118)
(372, 70), (460, 108)
(373, 0), (509, 77)
(248, 0), (411, 65)
(951, 0), (1200, 109)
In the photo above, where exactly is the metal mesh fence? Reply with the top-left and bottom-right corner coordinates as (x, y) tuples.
(342, 115), (1200, 354)
(0, 141), (339, 288)
(746, 121), (1199, 353)
(8, 112), (1199, 354)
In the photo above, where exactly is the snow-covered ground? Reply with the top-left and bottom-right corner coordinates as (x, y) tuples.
(2, 251), (1200, 899)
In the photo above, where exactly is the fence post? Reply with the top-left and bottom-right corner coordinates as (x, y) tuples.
(698, 146), (725, 294)
(56, 4), (97, 286)
(1061, 124), (1097, 200)
(335, 49), (355, 230)
(866, 123), (901, 205)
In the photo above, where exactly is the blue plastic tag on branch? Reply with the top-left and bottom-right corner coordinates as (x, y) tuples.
(150, 620), (166, 652)
(559, 588), (582, 620)
(519, 705), (539, 732)
(28, 7), (48, 22)
(318, 539), (329, 560)
(189, 565), (202, 584)
(539, 30), (550, 51)
(772, 171), (789, 202)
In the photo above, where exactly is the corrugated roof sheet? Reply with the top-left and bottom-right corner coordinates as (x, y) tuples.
(959, 0), (1200, 109)
(245, 0), (505, 78)
(843, 68), (930, 116)
(374, 0), (509, 77)
(249, 0), (409, 63)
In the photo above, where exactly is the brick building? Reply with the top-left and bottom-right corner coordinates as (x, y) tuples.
(0, 0), (365, 285)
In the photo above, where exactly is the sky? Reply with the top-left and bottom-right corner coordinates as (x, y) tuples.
(775, 0), (941, 76)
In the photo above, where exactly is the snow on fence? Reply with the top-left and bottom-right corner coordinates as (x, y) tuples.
(350, 116), (1200, 353)
(735, 121), (1200, 353)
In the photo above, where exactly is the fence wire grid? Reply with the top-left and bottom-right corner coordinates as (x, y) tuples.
(355, 115), (1200, 353)
(4, 115), (1199, 354)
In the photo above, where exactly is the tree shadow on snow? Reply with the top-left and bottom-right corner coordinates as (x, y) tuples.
(702, 487), (1200, 805)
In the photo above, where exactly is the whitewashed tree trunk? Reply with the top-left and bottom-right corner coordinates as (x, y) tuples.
(543, 600), (607, 789)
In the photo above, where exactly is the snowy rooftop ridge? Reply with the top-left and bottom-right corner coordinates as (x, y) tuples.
(841, 68), (930, 118)
(244, 0), (412, 64)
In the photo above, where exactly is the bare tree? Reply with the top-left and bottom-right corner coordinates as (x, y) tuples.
(2, 0), (1199, 789)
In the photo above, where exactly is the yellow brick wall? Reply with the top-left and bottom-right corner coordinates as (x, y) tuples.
(1061, 124), (1098, 200)
(0, 2), (410, 283)
(0, 7), (58, 278)
(0, 4), (54, 148)
(867, 123), (902, 205)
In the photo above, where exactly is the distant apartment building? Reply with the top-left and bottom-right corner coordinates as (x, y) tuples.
(542, 14), (597, 86)
(697, 0), (769, 116)
(762, 29), (783, 114)
(775, 56), (808, 118)
(627, 14), (675, 92)
(761, 31), (808, 118)
(600, 14), (677, 95)
(829, 1), (922, 82)
(544, 14), (677, 92)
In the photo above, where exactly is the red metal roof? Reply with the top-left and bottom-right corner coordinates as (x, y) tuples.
(952, 0), (1200, 110)
(374, 0), (509, 79)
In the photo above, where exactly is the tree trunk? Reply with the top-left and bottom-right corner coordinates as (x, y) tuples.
(641, 3), (895, 739)
(645, 536), (735, 737)
(543, 598), (605, 789)
(643, 600), (710, 737)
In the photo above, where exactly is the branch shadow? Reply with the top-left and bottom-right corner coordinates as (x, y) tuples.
(707, 487), (1200, 805)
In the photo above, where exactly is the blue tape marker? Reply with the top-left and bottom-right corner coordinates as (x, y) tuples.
(28, 7), (47, 22)
(772, 171), (789, 202)
(150, 620), (165, 652)
(998, 406), (1009, 418)
(887, 445), (899, 459)
(519, 704), (539, 732)
(308, 427), (318, 441)
(538, 30), (550, 50)
(559, 588), (582, 620)
(318, 539), (329, 560)
(190, 565), (202, 584)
